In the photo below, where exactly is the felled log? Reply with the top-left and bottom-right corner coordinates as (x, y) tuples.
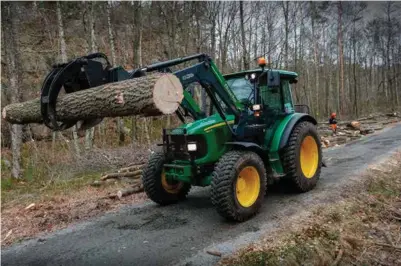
(100, 170), (142, 180)
(206, 250), (222, 257)
(383, 119), (399, 125)
(118, 164), (144, 173)
(386, 112), (399, 117)
(347, 121), (361, 130)
(108, 184), (144, 200)
(2, 73), (183, 125)
(360, 128), (375, 135)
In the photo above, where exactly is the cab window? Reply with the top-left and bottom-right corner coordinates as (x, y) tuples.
(226, 77), (253, 102)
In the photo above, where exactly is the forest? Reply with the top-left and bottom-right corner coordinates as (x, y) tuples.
(1, 1), (401, 180)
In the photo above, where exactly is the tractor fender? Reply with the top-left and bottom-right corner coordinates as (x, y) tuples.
(278, 113), (317, 150)
(267, 113), (317, 176)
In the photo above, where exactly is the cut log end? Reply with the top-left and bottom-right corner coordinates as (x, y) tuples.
(153, 74), (183, 114)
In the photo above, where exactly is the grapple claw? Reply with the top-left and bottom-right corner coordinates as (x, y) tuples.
(40, 53), (111, 131)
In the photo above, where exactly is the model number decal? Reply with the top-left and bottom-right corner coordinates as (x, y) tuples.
(182, 73), (194, 81)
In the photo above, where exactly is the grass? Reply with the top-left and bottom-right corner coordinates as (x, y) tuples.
(221, 153), (401, 266)
(1, 140), (109, 207)
(1, 170), (101, 207)
(1, 136), (151, 247)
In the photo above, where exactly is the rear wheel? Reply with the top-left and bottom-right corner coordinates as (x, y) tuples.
(142, 152), (191, 205)
(211, 151), (267, 222)
(281, 121), (322, 192)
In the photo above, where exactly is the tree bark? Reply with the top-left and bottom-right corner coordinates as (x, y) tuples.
(89, 2), (97, 53)
(85, 1), (97, 150)
(310, 2), (319, 116)
(282, 1), (289, 69)
(337, 1), (345, 116)
(239, 1), (248, 69)
(2, 73), (184, 126)
(57, 1), (80, 155)
(4, 2), (23, 178)
(107, 2), (117, 66)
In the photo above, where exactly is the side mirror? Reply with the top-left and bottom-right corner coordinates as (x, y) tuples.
(267, 71), (280, 87)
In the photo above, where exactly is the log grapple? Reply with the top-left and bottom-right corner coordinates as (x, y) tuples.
(40, 53), (131, 130)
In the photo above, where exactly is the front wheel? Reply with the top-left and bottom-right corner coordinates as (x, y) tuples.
(142, 152), (191, 205)
(281, 121), (322, 192)
(211, 151), (267, 222)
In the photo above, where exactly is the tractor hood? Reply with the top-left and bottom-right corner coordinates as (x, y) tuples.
(172, 114), (235, 135)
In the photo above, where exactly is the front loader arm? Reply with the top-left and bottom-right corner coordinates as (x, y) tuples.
(38, 52), (241, 130)
(173, 60), (243, 122)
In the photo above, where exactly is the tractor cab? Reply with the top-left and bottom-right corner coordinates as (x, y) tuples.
(224, 65), (299, 117)
(222, 62), (300, 145)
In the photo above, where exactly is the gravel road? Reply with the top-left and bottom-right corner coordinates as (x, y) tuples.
(2, 123), (401, 266)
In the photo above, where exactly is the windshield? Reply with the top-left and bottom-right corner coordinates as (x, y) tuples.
(226, 77), (253, 102)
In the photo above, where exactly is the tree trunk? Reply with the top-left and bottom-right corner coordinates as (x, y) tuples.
(211, 19), (216, 59)
(282, 1), (289, 69)
(3, 73), (184, 126)
(4, 2), (22, 178)
(311, 3), (319, 116)
(85, 1), (97, 150)
(57, 1), (80, 156)
(107, 3), (117, 66)
(143, 117), (151, 146)
(337, 1), (345, 116)
(107, 2), (124, 145)
(293, 3), (298, 72)
(132, 1), (142, 67)
(353, 26), (358, 117)
(239, 1), (248, 69)
(90, 2), (97, 53)
(131, 116), (137, 143)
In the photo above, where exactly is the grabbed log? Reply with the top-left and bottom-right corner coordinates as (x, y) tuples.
(2, 72), (183, 127)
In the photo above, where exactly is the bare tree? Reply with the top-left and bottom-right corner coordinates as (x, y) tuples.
(85, 1), (97, 150)
(337, 1), (345, 116)
(3, 2), (23, 178)
(106, 1), (125, 145)
(57, 1), (81, 156)
(239, 1), (249, 69)
(281, 1), (290, 69)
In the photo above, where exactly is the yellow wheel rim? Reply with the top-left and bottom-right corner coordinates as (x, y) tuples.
(235, 166), (261, 207)
(161, 171), (183, 194)
(300, 136), (319, 178)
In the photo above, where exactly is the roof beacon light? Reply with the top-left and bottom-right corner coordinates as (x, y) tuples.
(258, 57), (266, 68)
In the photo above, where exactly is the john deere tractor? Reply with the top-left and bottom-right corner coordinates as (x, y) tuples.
(38, 52), (322, 222)
(137, 54), (322, 222)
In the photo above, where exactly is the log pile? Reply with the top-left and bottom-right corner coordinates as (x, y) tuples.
(92, 163), (145, 199)
(318, 113), (400, 148)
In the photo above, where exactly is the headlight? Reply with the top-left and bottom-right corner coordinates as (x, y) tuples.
(252, 104), (262, 111)
(187, 143), (197, 151)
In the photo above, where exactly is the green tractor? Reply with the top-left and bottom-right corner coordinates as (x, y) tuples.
(140, 54), (322, 222)
(38, 52), (322, 222)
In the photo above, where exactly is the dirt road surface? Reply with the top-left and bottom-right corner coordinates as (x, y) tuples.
(2, 123), (401, 266)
